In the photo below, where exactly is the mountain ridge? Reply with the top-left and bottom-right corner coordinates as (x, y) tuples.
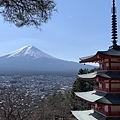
(0, 46), (95, 75)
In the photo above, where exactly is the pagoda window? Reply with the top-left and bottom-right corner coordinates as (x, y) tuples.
(99, 83), (102, 89)
(95, 104), (97, 108)
(105, 83), (109, 88)
(106, 63), (109, 66)
(105, 63), (109, 70)
(105, 83), (109, 92)
(99, 64), (102, 69)
(104, 105), (108, 112)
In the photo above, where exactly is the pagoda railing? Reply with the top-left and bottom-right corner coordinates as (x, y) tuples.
(93, 86), (120, 92)
(111, 88), (120, 92)
(94, 67), (120, 71)
(93, 86), (108, 92)
(94, 108), (120, 116)
(110, 67), (120, 70)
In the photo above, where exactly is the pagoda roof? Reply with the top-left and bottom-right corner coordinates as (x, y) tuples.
(75, 90), (120, 105)
(97, 93), (120, 104)
(71, 110), (120, 120)
(80, 46), (120, 63)
(71, 110), (102, 120)
(75, 90), (106, 103)
(78, 71), (120, 80)
(97, 47), (120, 56)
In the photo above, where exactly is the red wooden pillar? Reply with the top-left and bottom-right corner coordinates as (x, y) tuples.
(102, 80), (105, 91)
(108, 105), (111, 116)
(109, 58), (111, 70)
(109, 80), (111, 92)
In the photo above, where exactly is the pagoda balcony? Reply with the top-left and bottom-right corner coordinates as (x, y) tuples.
(94, 68), (108, 71)
(110, 67), (120, 70)
(111, 88), (120, 92)
(93, 86), (108, 92)
(93, 86), (120, 93)
(94, 67), (120, 71)
(94, 108), (120, 117)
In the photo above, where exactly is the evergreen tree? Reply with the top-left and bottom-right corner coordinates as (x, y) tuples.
(0, 0), (56, 28)
(71, 69), (94, 110)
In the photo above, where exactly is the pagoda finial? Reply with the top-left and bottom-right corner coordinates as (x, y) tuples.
(111, 0), (118, 47)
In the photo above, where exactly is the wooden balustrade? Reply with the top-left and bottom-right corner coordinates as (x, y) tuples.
(94, 67), (120, 71)
(111, 88), (120, 92)
(94, 108), (120, 116)
(93, 86), (120, 92)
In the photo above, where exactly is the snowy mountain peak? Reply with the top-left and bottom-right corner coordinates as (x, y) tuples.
(6, 46), (55, 59)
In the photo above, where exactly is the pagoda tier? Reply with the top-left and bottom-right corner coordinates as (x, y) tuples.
(72, 48), (120, 119)
(74, 91), (120, 117)
(72, 49), (120, 119)
(78, 71), (120, 93)
(80, 46), (120, 63)
(74, 70), (120, 118)
(80, 47), (120, 71)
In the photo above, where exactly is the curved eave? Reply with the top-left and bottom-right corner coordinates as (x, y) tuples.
(97, 47), (120, 57)
(78, 72), (97, 80)
(75, 91), (120, 105)
(78, 71), (120, 80)
(79, 54), (99, 63)
(97, 93), (120, 105)
(80, 48), (120, 63)
(75, 91), (106, 103)
(71, 110), (107, 120)
(71, 110), (96, 120)
(79, 53), (109, 63)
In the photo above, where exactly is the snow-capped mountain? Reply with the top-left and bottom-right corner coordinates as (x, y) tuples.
(0, 46), (94, 75)
(6, 46), (56, 59)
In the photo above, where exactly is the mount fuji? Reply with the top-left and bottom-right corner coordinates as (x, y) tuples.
(0, 46), (94, 75)
(5, 46), (56, 59)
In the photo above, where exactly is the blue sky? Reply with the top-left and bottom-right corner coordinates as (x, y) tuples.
(0, 0), (120, 62)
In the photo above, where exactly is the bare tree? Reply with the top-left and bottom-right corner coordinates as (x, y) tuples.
(0, 0), (56, 28)
(0, 87), (37, 120)
(0, 86), (72, 120)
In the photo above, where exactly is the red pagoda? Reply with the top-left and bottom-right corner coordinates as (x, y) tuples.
(72, 0), (120, 120)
